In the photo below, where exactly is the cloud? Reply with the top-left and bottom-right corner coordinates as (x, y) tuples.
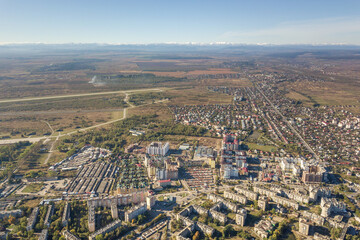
(220, 17), (360, 45)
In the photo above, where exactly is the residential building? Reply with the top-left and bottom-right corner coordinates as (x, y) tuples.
(254, 219), (276, 239)
(62, 202), (71, 227)
(234, 185), (258, 201)
(125, 203), (146, 222)
(224, 190), (247, 204)
(88, 204), (96, 232)
(236, 209), (247, 226)
(44, 205), (54, 228)
(62, 230), (81, 240)
(299, 218), (312, 236)
(39, 229), (48, 240)
(89, 219), (122, 240)
(0, 209), (22, 219)
(111, 200), (118, 219)
(26, 207), (39, 231)
(320, 198), (346, 218)
(146, 142), (169, 156)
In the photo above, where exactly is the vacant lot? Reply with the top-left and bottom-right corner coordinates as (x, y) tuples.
(22, 183), (44, 193)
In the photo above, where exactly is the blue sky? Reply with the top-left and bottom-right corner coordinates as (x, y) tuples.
(0, 0), (359, 44)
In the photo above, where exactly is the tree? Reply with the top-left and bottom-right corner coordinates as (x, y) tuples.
(330, 228), (342, 239)
(95, 234), (104, 240)
(223, 225), (235, 238)
(193, 231), (200, 240)
(8, 215), (16, 225)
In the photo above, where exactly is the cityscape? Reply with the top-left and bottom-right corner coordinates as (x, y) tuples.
(0, 1), (360, 240)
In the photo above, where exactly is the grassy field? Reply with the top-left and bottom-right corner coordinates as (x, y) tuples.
(245, 143), (278, 153)
(20, 199), (42, 208)
(0, 93), (127, 112)
(286, 81), (360, 113)
(165, 86), (233, 105)
(0, 111), (115, 139)
(22, 183), (44, 193)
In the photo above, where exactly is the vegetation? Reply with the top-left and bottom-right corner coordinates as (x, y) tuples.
(68, 201), (89, 239)
(22, 183), (44, 193)
(0, 141), (32, 163)
(138, 213), (166, 232)
(0, 95), (128, 113)
(57, 114), (207, 155)
(129, 92), (169, 106)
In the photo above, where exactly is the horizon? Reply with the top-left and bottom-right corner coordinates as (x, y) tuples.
(1, 42), (360, 47)
(1, 0), (360, 45)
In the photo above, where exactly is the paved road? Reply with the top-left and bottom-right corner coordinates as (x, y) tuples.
(253, 82), (320, 161)
(0, 88), (164, 103)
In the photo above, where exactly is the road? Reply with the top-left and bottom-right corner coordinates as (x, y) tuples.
(0, 88), (164, 104)
(0, 90), (168, 146)
(253, 82), (321, 161)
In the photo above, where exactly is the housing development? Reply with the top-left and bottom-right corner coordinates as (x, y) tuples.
(0, 43), (360, 240)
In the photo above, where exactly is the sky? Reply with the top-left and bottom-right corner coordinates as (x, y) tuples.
(0, 0), (360, 45)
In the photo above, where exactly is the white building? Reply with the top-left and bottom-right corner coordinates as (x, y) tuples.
(223, 165), (239, 179)
(146, 142), (170, 156)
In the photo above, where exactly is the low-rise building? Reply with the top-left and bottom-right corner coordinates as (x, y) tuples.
(254, 185), (277, 198)
(272, 195), (299, 210)
(254, 219), (276, 239)
(209, 203), (227, 224)
(207, 193), (238, 212)
(224, 190), (247, 204)
(176, 205), (215, 238)
(234, 185), (258, 201)
(193, 205), (208, 215)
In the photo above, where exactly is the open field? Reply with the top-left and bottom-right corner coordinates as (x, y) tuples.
(286, 80), (360, 113)
(21, 183), (44, 193)
(2, 45), (360, 176)
(245, 142), (278, 153)
(0, 88), (164, 139)
(0, 94), (127, 112)
(165, 86), (233, 105)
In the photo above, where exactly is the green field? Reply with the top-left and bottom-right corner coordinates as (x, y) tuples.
(246, 142), (278, 152)
(22, 183), (44, 193)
